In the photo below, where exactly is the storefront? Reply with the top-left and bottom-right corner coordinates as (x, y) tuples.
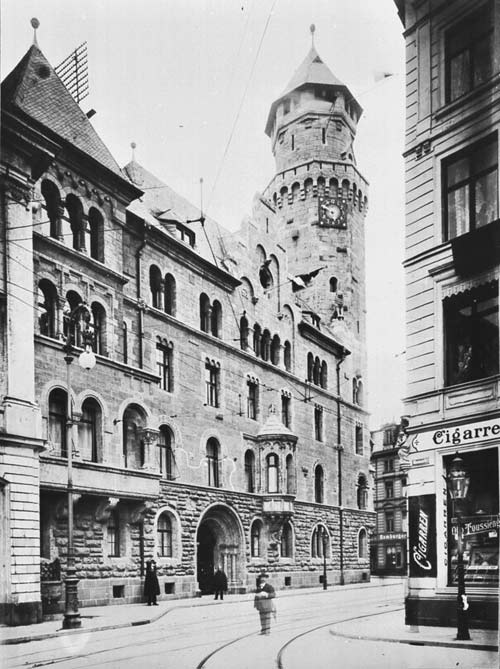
(402, 417), (499, 629)
(373, 532), (407, 576)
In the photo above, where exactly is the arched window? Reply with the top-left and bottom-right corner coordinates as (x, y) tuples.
(251, 520), (263, 558)
(48, 388), (67, 457)
(311, 525), (329, 558)
(357, 474), (368, 510)
(267, 453), (279, 493)
(88, 208), (104, 262)
(279, 186), (288, 206)
(65, 194), (85, 251)
(329, 277), (338, 292)
(206, 438), (220, 488)
(259, 263), (273, 290)
(37, 280), (57, 337)
(79, 397), (101, 462)
(164, 273), (176, 316)
(314, 465), (324, 503)
(63, 290), (83, 345)
(150, 266), (162, 309)
(317, 176), (325, 197)
(307, 352), (314, 382)
(211, 300), (222, 338)
(286, 454), (295, 494)
(284, 341), (292, 371)
(122, 404), (146, 469)
(200, 294), (211, 333)
(313, 357), (321, 385)
(158, 513), (173, 557)
(261, 330), (271, 361)
(253, 323), (261, 355)
(244, 450), (255, 493)
(358, 528), (368, 559)
(91, 302), (106, 356)
(320, 362), (328, 389)
(291, 182), (300, 202)
(357, 380), (364, 407)
(271, 335), (280, 366)
(41, 179), (61, 239)
(158, 425), (175, 480)
(304, 177), (313, 198)
(329, 178), (338, 199)
(240, 314), (249, 350)
(342, 179), (350, 200)
(122, 321), (128, 364)
(281, 521), (293, 558)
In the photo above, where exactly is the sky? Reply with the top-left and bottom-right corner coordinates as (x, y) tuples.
(1, 0), (406, 429)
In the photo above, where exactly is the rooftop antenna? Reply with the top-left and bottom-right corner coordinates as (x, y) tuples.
(310, 23), (316, 48)
(31, 17), (40, 46)
(131, 142), (137, 161)
(55, 41), (89, 104)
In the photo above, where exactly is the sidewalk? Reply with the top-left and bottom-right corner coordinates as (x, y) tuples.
(330, 608), (498, 653)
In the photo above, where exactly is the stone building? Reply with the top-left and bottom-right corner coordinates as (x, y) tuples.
(394, 0), (499, 628)
(370, 423), (408, 577)
(0, 29), (374, 625)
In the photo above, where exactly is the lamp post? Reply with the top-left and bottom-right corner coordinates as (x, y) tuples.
(62, 303), (96, 630)
(447, 452), (471, 641)
(321, 525), (328, 590)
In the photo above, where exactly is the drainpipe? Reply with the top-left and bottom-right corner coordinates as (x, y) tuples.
(336, 347), (349, 586)
(136, 225), (147, 369)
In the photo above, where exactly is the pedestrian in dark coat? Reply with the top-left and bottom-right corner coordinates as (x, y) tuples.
(253, 573), (276, 634)
(213, 566), (228, 600)
(144, 559), (160, 606)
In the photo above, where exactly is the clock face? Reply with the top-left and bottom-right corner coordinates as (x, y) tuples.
(318, 196), (347, 228)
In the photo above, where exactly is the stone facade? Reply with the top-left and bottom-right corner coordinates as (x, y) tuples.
(0, 36), (374, 624)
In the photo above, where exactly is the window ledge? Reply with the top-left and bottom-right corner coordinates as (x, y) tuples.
(434, 75), (500, 122)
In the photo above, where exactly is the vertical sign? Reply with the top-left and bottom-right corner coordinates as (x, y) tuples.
(408, 494), (437, 577)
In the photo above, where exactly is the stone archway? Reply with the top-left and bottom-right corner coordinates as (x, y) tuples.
(196, 505), (244, 595)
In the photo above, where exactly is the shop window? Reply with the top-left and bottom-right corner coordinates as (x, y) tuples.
(156, 341), (173, 392)
(150, 265), (163, 309)
(385, 545), (402, 569)
(79, 397), (101, 462)
(314, 465), (324, 503)
(244, 450), (255, 493)
(48, 388), (67, 457)
(158, 425), (175, 480)
(247, 378), (259, 420)
(88, 207), (104, 262)
(445, 2), (493, 104)
(445, 448), (498, 587)
(206, 438), (220, 488)
(37, 280), (57, 338)
(358, 528), (368, 559)
(267, 453), (279, 493)
(164, 273), (176, 316)
(444, 280), (498, 386)
(443, 135), (498, 240)
(281, 521), (293, 558)
(157, 513), (172, 558)
(205, 359), (220, 407)
(314, 405), (323, 442)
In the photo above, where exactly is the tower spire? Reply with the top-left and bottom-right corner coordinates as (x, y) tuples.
(31, 17), (40, 47)
(310, 23), (316, 48)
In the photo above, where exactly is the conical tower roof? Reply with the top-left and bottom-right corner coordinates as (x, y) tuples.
(265, 44), (362, 137)
(257, 406), (297, 442)
(2, 44), (123, 178)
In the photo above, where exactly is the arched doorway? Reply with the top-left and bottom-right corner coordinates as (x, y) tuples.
(196, 505), (244, 595)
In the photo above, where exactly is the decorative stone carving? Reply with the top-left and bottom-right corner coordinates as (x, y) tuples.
(95, 496), (120, 523)
(129, 500), (154, 525)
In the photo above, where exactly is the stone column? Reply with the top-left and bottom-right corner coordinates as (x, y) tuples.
(139, 428), (160, 471)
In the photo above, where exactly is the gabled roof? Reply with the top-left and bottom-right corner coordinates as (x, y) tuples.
(1, 45), (123, 178)
(265, 46), (361, 137)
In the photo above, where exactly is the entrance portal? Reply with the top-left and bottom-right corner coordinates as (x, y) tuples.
(196, 505), (244, 594)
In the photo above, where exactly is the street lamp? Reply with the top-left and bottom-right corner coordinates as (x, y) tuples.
(321, 525), (328, 590)
(446, 452), (471, 641)
(62, 303), (96, 630)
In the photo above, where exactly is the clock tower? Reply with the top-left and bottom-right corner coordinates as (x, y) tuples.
(264, 27), (368, 377)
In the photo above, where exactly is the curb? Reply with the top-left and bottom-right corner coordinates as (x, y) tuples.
(1, 579), (401, 646)
(328, 628), (499, 653)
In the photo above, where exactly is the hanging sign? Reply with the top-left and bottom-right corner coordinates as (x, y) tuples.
(409, 494), (437, 577)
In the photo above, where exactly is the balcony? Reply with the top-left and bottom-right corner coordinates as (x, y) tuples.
(262, 494), (295, 517)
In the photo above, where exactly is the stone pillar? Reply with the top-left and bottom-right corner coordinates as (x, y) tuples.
(139, 428), (160, 472)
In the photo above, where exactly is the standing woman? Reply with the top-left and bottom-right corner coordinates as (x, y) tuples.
(254, 573), (276, 634)
(144, 559), (160, 606)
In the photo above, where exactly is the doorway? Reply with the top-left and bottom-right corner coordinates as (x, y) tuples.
(197, 523), (216, 594)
